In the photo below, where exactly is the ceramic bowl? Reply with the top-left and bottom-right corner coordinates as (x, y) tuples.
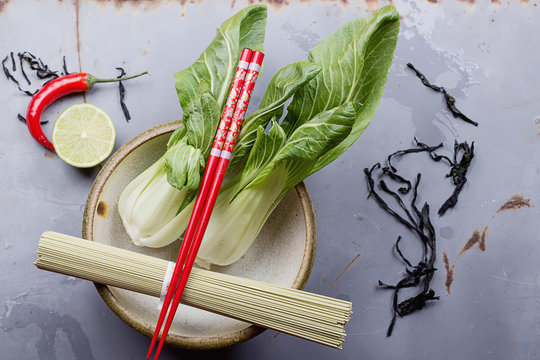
(82, 121), (316, 349)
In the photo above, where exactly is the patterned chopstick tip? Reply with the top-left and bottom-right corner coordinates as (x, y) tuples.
(221, 51), (265, 159)
(211, 48), (254, 153)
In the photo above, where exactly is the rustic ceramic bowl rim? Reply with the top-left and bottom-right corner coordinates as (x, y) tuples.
(82, 121), (317, 350)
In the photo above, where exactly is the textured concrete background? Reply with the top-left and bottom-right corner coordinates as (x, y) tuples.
(1, 1), (539, 359)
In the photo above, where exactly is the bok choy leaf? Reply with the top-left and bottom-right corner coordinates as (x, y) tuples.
(196, 5), (400, 266)
(118, 5), (267, 246)
(282, 5), (400, 174)
(196, 103), (356, 266)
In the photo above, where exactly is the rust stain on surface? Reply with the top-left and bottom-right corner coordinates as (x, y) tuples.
(478, 226), (487, 252)
(92, 0), (170, 11)
(443, 252), (455, 294)
(89, 0), (200, 17)
(0, 0), (8, 13)
(445, 224), (492, 294)
(329, 253), (361, 289)
(44, 151), (55, 158)
(495, 194), (532, 216)
(74, 0), (86, 102)
(365, 0), (378, 11)
(97, 201), (108, 218)
(457, 0), (476, 10)
(458, 226), (488, 257)
(248, 0), (289, 12)
(314, 275), (326, 291)
(87, 0), (357, 14)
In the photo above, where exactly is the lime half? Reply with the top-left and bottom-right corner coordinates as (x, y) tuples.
(52, 103), (116, 168)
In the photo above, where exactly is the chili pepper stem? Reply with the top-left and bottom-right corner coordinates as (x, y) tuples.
(86, 71), (148, 88)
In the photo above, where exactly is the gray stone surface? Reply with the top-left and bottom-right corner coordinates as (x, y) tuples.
(1, 1), (539, 359)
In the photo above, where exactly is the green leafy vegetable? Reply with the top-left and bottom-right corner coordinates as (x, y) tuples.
(174, 5), (266, 112)
(196, 103), (356, 266)
(118, 5), (267, 247)
(230, 61), (321, 169)
(282, 6), (400, 173)
(118, 5), (400, 264)
(196, 6), (400, 266)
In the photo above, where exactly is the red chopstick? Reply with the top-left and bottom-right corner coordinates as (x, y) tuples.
(147, 50), (264, 360)
(146, 48), (253, 359)
(149, 51), (264, 360)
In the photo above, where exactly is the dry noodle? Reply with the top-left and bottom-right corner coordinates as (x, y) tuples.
(35, 232), (352, 348)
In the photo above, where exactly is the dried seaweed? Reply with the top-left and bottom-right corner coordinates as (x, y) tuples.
(18, 53), (31, 85)
(387, 138), (474, 216)
(365, 138), (474, 335)
(10, 52), (16, 71)
(116, 67), (131, 122)
(364, 165), (439, 337)
(438, 141), (474, 215)
(407, 63), (478, 127)
(62, 56), (69, 75)
(2, 55), (19, 85)
(4, 51), (67, 97)
(18, 52), (59, 79)
(4, 51), (73, 124)
(17, 87), (38, 96)
(387, 140), (445, 172)
(17, 113), (48, 125)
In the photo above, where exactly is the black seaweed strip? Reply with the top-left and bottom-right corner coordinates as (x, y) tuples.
(2, 56), (19, 85)
(413, 139), (452, 165)
(365, 166), (417, 233)
(17, 87), (37, 96)
(407, 63), (478, 127)
(18, 53), (31, 85)
(17, 113), (48, 125)
(387, 139), (444, 172)
(116, 67), (131, 122)
(379, 180), (421, 237)
(443, 91), (478, 127)
(395, 236), (413, 268)
(396, 289), (438, 317)
(386, 138), (473, 216)
(387, 148), (429, 172)
(19, 52), (58, 79)
(406, 63), (444, 92)
(62, 56), (69, 75)
(382, 167), (411, 194)
(10, 52), (15, 71)
(409, 174), (429, 258)
(6, 51), (69, 97)
(364, 159), (439, 337)
(437, 141), (474, 215)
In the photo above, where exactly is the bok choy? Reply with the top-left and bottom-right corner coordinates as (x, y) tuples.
(118, 5), (267, 246)
(118, 5), (400, 267)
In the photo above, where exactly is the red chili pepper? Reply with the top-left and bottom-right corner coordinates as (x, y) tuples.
(26, 71), (148, 151)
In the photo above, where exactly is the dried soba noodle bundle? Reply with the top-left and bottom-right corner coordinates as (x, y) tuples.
(35, 232), (351, 348)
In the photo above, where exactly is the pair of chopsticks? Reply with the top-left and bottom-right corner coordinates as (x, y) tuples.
(147, 48), (265, 360)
